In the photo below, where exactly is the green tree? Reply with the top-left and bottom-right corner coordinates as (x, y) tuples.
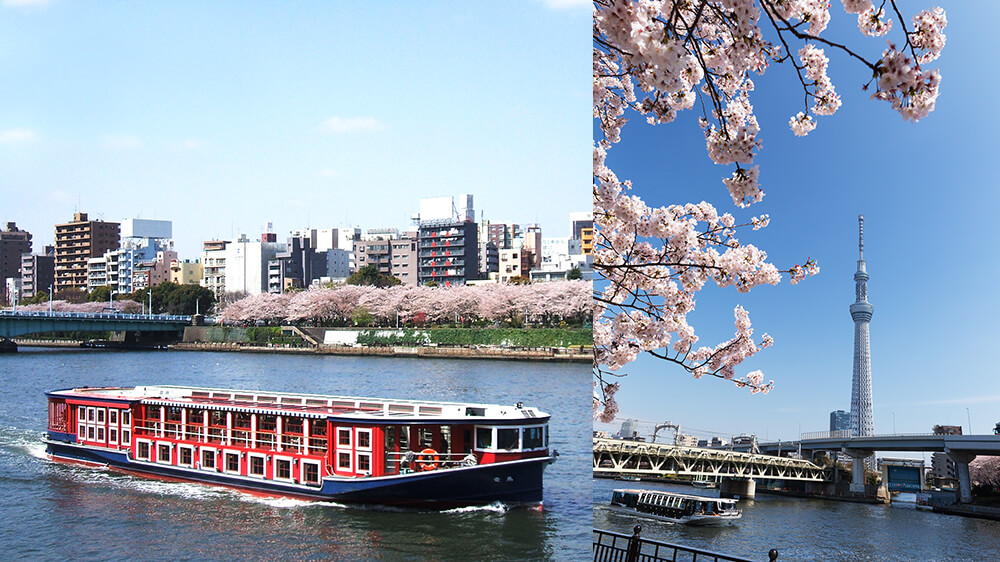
(566, 267), (582, 280)
(346, 264), (402, 288)
(88, 285), (114, 304)
(24, 290), (50, 305)
(352, 306), (374, 326)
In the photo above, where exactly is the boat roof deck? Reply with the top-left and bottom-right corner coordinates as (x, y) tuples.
(49, 385), (549, 422)
(614, 489), (737, 502)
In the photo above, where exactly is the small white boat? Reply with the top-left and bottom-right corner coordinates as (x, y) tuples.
(692, 476), (718, 489)
(610, 488), (741, 526)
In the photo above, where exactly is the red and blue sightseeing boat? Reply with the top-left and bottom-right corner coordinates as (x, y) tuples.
(44, 385), (555, 508)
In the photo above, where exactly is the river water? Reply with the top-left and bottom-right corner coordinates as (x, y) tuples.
(0, 347), (590, 560)
(594, 477), (1000, 561)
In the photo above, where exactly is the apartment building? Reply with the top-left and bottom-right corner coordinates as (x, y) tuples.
(54, 213), (120, 293)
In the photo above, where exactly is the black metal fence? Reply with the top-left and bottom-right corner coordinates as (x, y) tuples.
(593, 526), (778, 562)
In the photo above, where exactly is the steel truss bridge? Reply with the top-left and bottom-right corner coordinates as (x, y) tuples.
(593, 437), (826, 482)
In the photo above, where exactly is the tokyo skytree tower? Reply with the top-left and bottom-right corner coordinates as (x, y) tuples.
(850, 215), (875, 471)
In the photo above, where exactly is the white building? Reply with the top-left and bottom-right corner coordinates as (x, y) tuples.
(210, 235), (285, 296)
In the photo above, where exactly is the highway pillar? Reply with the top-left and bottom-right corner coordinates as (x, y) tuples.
(720, 477), (755, 500)
(845, 449), (873, 493)
(948, 451), (977, 503)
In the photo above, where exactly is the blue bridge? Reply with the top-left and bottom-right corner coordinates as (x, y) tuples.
(0, 310), (192, 351)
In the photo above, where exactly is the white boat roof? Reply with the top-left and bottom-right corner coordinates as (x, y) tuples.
(613, 489), (737, 502)
(48, 385), (549, 423)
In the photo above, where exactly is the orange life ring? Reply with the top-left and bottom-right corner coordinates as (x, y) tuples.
(417, 448), (440, 471)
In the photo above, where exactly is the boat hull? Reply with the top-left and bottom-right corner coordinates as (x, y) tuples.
(609, 504), (739, 527)
(45, 438), (553, 509)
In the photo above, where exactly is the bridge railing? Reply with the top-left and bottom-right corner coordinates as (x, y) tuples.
(0, 310), (190, 322)
(594, 526), (774, 562)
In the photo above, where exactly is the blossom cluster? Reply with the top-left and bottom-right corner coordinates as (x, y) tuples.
(592, 0), (945, 420)
(216, 281), (592, 327)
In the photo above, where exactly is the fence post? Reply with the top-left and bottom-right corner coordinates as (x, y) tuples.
(625, 525), (642, 562)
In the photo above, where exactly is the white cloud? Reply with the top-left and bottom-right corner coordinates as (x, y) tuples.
(101, 134), (143, 150)
(0, 128), (39, 144)
(321, 116), (384, 134)
(541, 0), (589, 9)
(2, 0), (54, 8)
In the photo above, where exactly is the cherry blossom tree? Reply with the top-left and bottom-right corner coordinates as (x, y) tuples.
(594, 1), (947, 420)
(971, 456), (1000, 491)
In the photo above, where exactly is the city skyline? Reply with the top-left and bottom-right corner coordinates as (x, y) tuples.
(595, 3), (1000, 446)
(0, 2), (590, 258)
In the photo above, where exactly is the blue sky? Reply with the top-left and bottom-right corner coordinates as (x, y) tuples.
(0, 0), (590, 258)
(595, 3), (1000, 449)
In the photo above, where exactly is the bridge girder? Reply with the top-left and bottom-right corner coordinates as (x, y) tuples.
(593, 438), (826, 482)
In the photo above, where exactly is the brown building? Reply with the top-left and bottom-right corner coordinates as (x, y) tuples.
(54, 212), (120, 293)
(0, 222), (32, 284)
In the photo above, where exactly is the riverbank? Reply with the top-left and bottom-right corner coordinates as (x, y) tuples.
(932, 503), (1000, 521)
(171, 341), (592, 362)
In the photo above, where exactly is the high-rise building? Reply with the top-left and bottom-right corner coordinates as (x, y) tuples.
(170, 259), (203, 285)
(522, 224), (542, 269)
(20, 247), (54, 300)
(830, 410), (850, 432)
(54, 212), (120, 293)
(850, 215), (875, 476)
(0, 222), (32, 287)
(570, 211), (594, 241)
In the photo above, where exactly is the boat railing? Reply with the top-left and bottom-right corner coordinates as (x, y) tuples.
(388, 450), (478, 471)
(594, 526), (777, 562)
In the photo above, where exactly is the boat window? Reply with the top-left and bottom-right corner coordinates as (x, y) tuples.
(249, 455), (265, 477)
(418, 427), (433, 448)
(158, 443), (171, 463)
(302, 461), (320, 484)
(338, 428), (351, 447)
(97, 409), (105, 423)
(137, 441), (151, 460)
(284, 417), (303, 435)
(225, 452), (239, 473)
(78, 407), (85, 422)
(97, 427), (105, 442)
(357, 429), (372, 450)
(110, 429), (118, 445)
(399, 426), (410, 450)
(498, 428), (519, 450)
(109, 409), (118, 424)
(87, 426), (95, 440)
(179, 446), (193, 466)
(523, 427), (544, 449)
(88, 408), (95, 422)
(122, 429), (130, 447)
(275, 458), (292, 480)
(476, 427), (493, 449)
(337, 452), (351, 471)
(201, 448), (216, 469)
(357, 453), (371, 474)
(122, 411), (131, 425)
